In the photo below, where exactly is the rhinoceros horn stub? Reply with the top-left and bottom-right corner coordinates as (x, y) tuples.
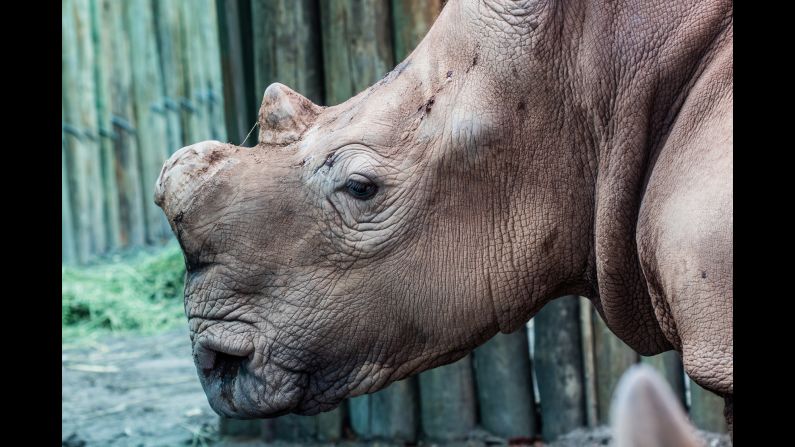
(258, 82), (322, 146)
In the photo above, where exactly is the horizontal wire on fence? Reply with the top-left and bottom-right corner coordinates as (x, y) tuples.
(163, 97), (180, 112)
(150, 102), (167, 115)
(83, 130), (98, 142)
(98, 127), (118, 141)
(206, 89), (219, 104)
(179, 97), (198, 114)
(62, 122), (102, 142)
(62, 122), (84, 140)
(110, 115), (136, 134)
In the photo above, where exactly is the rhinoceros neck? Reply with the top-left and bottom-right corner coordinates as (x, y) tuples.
(434, 0), (732, 348)
(556, 0), (732, 353)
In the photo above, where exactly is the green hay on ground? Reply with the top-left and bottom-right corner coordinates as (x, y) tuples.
(62, 241), (187, 341)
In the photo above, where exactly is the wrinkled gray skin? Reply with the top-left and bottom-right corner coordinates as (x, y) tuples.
(155, 0), (733, 433)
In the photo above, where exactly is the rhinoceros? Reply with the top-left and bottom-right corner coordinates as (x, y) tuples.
(154, 0), (733, 435)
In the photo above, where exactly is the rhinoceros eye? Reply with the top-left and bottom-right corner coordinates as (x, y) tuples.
(345, 176), (378, 200)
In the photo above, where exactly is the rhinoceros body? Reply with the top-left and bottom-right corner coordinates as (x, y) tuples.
(155, 0), (732, 433)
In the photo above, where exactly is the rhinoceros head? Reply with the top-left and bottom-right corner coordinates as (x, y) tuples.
(155, 0), (585, 418)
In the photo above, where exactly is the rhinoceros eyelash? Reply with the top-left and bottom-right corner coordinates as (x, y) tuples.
(344, 178), (378, 200)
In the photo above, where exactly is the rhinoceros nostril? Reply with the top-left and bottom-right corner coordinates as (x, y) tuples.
(212, 352), (247, 383)
(195, 340), (253, 382)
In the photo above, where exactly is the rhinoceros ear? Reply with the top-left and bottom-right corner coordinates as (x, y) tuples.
(257, 83), (322, 145)
(611, 365), (702, 447)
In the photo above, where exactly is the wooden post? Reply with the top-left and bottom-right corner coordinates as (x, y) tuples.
(201, 0), (227, 142)
(152, 0), (185, 153)
(260, 409), (343, 442)
(258, 407), (344, 442)
(103, 0), (146, 248)
(63, 0), (93, 263)
(348, 395), (371, 440)
(177, 0), (206, 143)
(592, 309), (640, 424)
(193, 1), (214, 142)
(272, 415), (316, 442)
(219, 417), (260, 437)
(473, 327), (538, 439)
(641, 350), (686, 407)
(74, 0), (107, 256)
(319, 0), (395, 106)
(64, 0), (106, 260)
(533, 295), (586, 441)
(269, 409), (344, 442)
(349, 378), (418, 442)
(316, 407), (343, 442)
(216, 0), (257, 146)
(251, 0), (324, 108)
(124, 0), (171, 244)
(62, 128), (76, 264)
(390, 0), (443, 62)
(688, 379), (728, 433)
(418, 355), (477, 442)
(89, 0), (122, 252)
(190, 0), (215, 142)
(370, 378), (417, 442)
(579, 297), (599, 428)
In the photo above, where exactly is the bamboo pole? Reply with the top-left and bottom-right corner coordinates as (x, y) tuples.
(73, 0), (106, 256)
(688, 379), (728, 433)
(533, 295), (586, 441)
(592, 309), (640, 424)
(177, 0), (204, 143)
(220, 0), (258, 145)
(272, 414), (318, 441)
(348, 378), (417, 442)
(418, 355), (477, 442)
(152, 0), (185, 154)
(579, 297), (599, 428)
(473, 327), (538, 439)
(63, 0), (92, 263)
(348, 394), (371, 440)
(202, 0), (227, 142)
(370, 378), (417, 442)
(251, 0), (324, 107)
(315, 407), (343, 442)
(124, 0), (171, 243)
(319, 0), (395, 106)
(62, 127), (76, 264)
(640, 350), (686, 408)
(261, 408), (343, 442)
(219, 417), (260, 437)
(89, 0), (121, 252)
(216, 0), (257, 145)
(104, 0), (145, 247)
(189, 0), (213, 142)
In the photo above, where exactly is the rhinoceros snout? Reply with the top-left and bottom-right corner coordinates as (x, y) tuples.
(154, 140), (237, 219)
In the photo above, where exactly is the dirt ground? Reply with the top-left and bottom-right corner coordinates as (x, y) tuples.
(62, 329), (731, 447)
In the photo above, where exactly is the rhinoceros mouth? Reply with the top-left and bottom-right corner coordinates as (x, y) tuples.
(198, 356), (306, 418)
(192, 334), (313, 418)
